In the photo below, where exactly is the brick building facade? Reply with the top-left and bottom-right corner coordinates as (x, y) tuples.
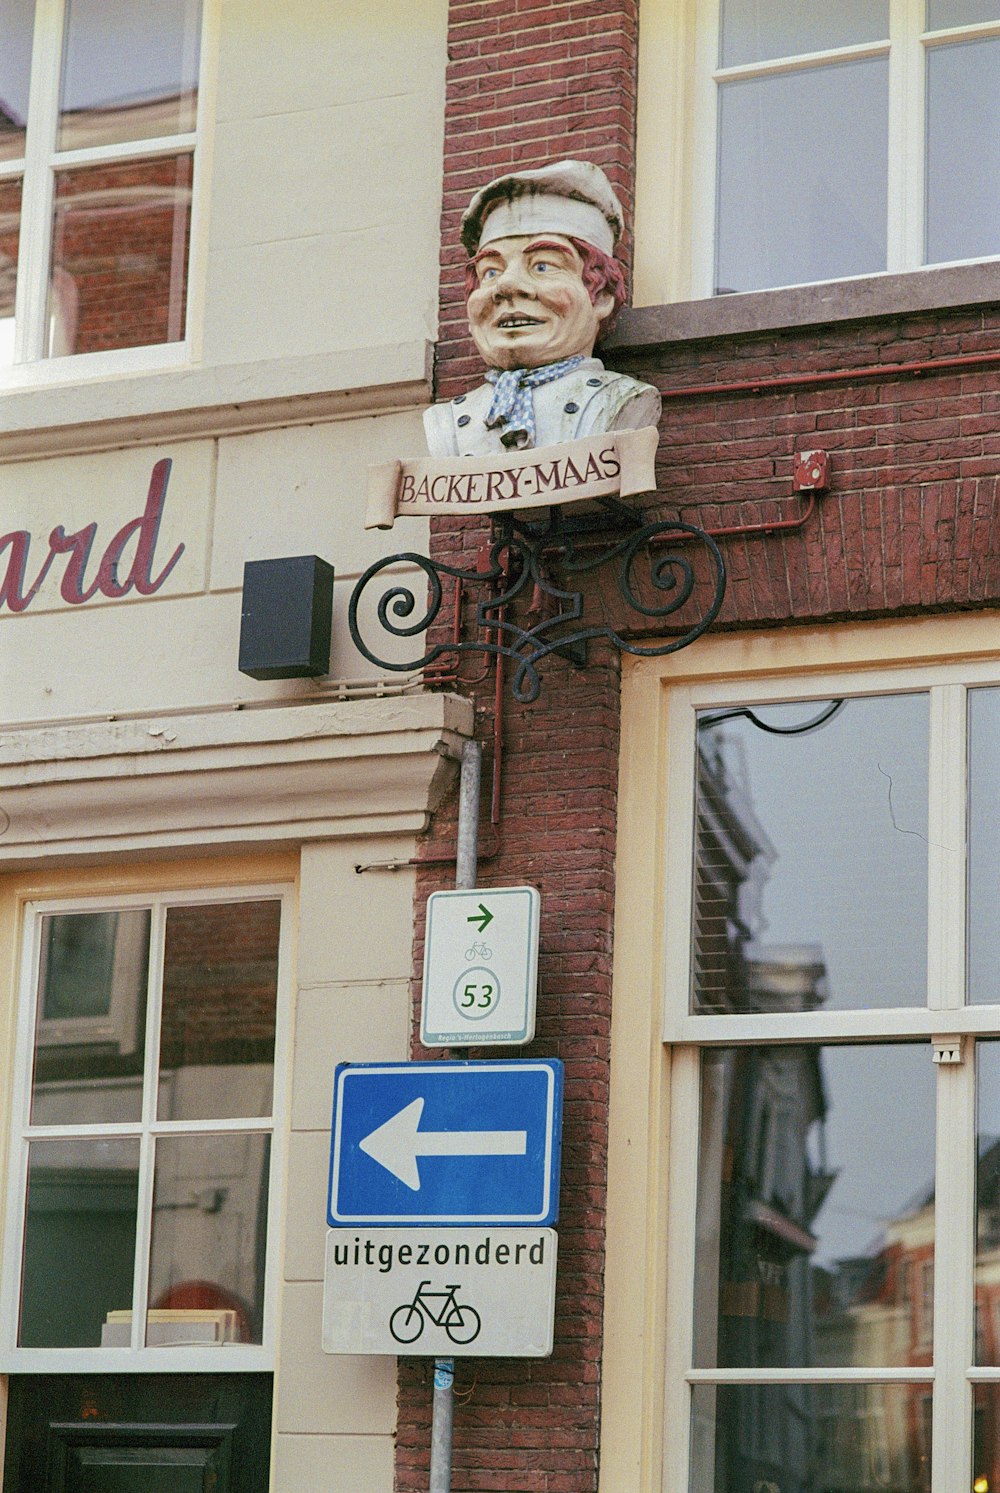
(401, 1), (1000, 1489)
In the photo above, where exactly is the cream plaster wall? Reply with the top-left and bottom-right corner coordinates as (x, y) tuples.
(0, 5), (451, 1487)
(206, 0), (448, 366)
(0, 409), (430, 725)
(272, 836), (417, 1489)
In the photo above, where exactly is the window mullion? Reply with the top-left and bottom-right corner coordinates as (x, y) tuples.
(927, 684), (967, 1012)
(887, 0), (925, 270)
(664, 1046), (701, 1493)
(129, 898), (167, 1350)
(14, 0), (65, 363)
(930, 1051), (976, 1492)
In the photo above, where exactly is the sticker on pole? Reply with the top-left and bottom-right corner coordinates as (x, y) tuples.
(420, 885), (540, 1047)
(328, 1059), (563, 1226)
(322, 1227), (557, 1356)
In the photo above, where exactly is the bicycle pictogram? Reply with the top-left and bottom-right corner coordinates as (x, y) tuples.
(464, 940), (492, 961)
(388, 1281), (482, 1346)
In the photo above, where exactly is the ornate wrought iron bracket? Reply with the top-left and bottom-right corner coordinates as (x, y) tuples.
(347, 501), (727, 704)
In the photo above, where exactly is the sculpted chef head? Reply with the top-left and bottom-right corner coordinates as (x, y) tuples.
(423, 160), (660, 457)
(462, 160), (628, 373)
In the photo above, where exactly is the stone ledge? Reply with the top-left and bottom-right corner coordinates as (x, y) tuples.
(0, 692), (472, 866)
(0, 342), (434, 463)
(608, 261), (1000, 352)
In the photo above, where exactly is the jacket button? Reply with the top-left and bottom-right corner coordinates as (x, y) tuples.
(586, 377), (602, 387)
(564, 402), (579, 414)
(457, 414), (471, 427)
(453, 394), (466, 404)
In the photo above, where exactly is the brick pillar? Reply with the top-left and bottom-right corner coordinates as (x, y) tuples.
(396, 3), (640, 1489)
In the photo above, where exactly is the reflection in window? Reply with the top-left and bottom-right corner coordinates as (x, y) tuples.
(695, 1044), (935, 1371)
(48, 154), (193, 356)
(976, 1043), (1000, 1366)
(716, 59), (888, 295)
(159, 900), (280, 1121)
(2, 0), (202, 366)
(690, 1382), (929, 1493)
(15, 895), (283, 1357)
(19, 1137), (139, 1348)
(0, 178), (22, 366)
(0, 0), (35, 163)
(30, 909), (150, 1125)
(58, 0), (201, 151)
(719, 0), (887, 67)
(926, 39), (1000, 266)
(968, 689), (1000, 1004)
(692, 695), (929, 1013)
(147, 1134), (271, 1346)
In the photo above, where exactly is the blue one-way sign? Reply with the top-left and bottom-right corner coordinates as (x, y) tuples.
(328, 1060), (563, 1226)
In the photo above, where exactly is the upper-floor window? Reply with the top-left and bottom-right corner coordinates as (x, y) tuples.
(634, 0), (1000, 302)
(0, 0), (203, 372)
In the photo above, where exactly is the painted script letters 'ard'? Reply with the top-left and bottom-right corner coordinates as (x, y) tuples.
(0, 458), (184, 613)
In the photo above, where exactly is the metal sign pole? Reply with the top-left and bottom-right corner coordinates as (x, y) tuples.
(429, 737), (481, 1493)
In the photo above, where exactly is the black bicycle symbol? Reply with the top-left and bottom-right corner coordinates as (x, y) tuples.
(389, 1281), (481, 1346)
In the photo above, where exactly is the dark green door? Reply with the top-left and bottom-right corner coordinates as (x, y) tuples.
(4, 1376), (271, 1493)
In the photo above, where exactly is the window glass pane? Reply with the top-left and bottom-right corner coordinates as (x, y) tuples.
(690, 1382), (931, 1493)
(57, 0), (202, 151)
(720, 0), (888, 68)
(158, 901), (281, 1122)
(969, 689), (1000, 1004)
(925, 40), (1000, 266)
(694, 1044), (935, 1370)
(47, 153), (192, 356)
(147, 1134), (270, 1346)
(975, 1042), (1000, 1364)
(18, 1137), (139, 1347)
(692, 694), (928, 1013)
(29, 909), (150, 1125)
(928, 0), (1000, 25)
(0, 0), (35, 162)
(974, 1387), (1000, 1491)
(0, 177), (21, 367)
(716, 58), (888, 295)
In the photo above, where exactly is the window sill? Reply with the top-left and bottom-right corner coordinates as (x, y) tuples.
(606, 261), (1000, 352)
(0, 341), (434, 462)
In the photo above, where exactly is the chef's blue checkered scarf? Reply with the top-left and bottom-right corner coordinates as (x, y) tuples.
(483, 355), (585, 448)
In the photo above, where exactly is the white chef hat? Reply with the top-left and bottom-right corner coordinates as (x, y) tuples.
(461, 159), (625, 258)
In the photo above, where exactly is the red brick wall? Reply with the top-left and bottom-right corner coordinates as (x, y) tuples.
(398, 3), (641, 1490)
(614, 304), (1000, 628)
(404, 2), (1000, 1488)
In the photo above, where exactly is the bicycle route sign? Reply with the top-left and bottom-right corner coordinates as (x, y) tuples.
(420, 885), (540, 1047)
(322, 1226), (558, 1356)
(327, 1059), (563, 1226)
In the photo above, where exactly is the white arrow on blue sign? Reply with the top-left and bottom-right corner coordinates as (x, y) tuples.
(327, 1060), (563, 1227)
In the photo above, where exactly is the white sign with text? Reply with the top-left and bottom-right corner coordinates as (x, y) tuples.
(322, 1227), (557, 1357)
(420, 885), (540, 1047)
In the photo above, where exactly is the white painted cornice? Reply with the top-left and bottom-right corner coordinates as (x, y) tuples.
(0, 692), (473, 865)
(0, 341), (434, 463)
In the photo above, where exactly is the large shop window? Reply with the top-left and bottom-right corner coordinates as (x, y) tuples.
(636, 0), (1000, 302)
(0, 0), (202, 372)
(661, 671), (1000, 1492)
(0, 890), (289, 1372)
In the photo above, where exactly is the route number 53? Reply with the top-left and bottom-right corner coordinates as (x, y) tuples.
(460, 981), (496, 1010)
(452, 966), (500, 1020)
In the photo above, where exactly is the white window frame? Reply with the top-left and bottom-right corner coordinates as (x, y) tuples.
(634, 0), (1000, 306)
(0, 883), (292, 1374)
(658, 659), (1000, 1493)
(0, 0), (211, 388)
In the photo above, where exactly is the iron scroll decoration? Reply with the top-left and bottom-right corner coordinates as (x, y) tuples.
(347, 505), (727, 704)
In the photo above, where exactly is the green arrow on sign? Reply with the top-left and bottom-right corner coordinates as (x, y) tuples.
(467, 903), (494, 933)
